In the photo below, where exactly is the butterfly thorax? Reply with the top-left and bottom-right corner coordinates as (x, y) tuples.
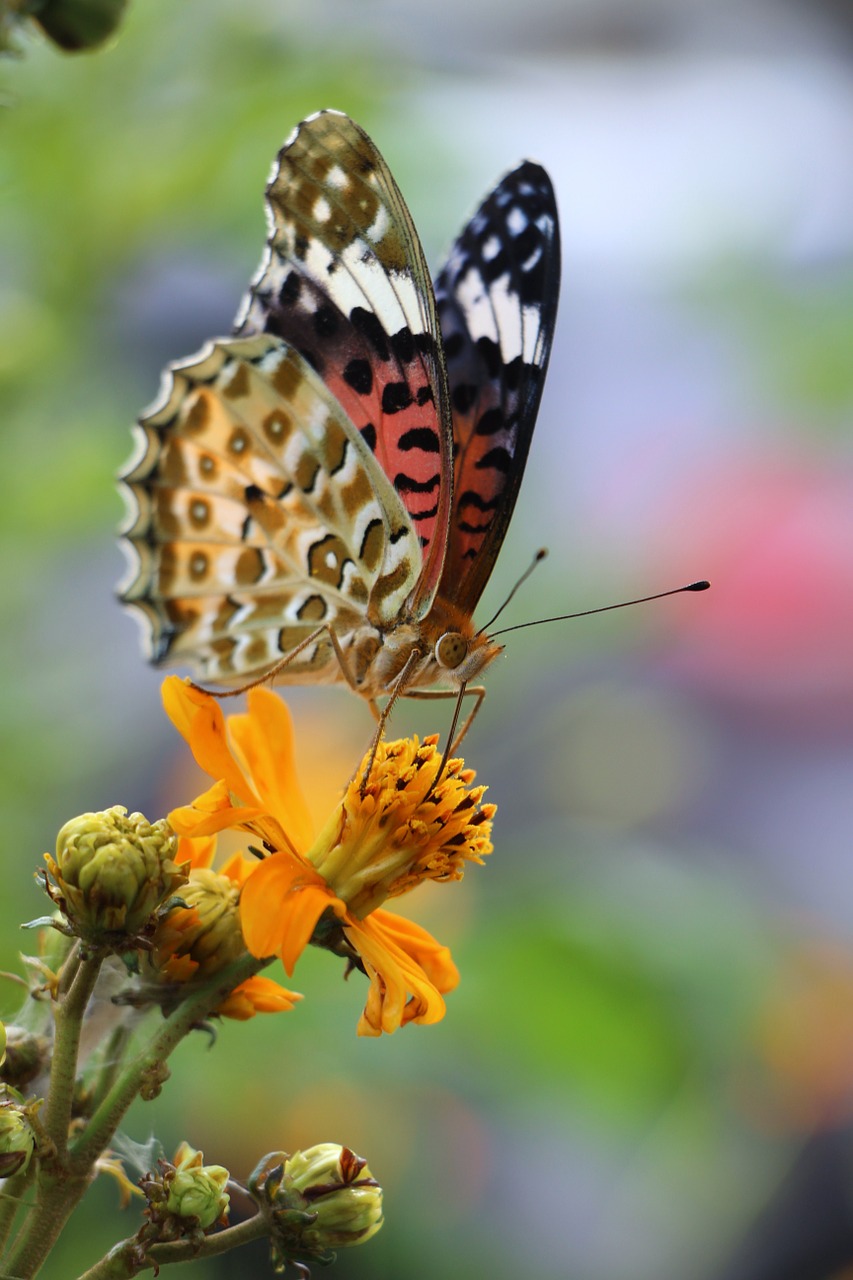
(352, 596), (503, 699)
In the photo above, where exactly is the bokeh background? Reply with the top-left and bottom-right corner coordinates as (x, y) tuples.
(3, 1), (853, 1276)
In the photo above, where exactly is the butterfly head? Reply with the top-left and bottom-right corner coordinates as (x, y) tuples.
(430, 624), (504, 686)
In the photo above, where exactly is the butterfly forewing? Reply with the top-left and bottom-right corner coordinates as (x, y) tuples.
(435, 161), (560, 614)
(120, 333), (422, 682)
(119, 111), (561, 706)
(237, 109), (453, 617)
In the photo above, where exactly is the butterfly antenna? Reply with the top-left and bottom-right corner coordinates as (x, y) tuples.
(491, 579), (710, 638)
(476, 548), (549, 637)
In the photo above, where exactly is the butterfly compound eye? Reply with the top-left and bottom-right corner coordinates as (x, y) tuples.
(435, 632), (468, 670)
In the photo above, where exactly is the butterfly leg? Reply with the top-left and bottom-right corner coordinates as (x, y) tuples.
(403, 683), (487, 754)
(356, 649), (423, 793)
(402, 683), (488, 793)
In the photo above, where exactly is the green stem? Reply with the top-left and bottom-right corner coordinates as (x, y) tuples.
(5, 953), (269, 1279)
(3, 1166), (94, 1280)
(43, 951), (104, 1157)
(0, 1161), (35, 1259)
(70, 952), (268, 1172)
(76, 1213), (268, 1280)
(88, 1022), (134, 1115)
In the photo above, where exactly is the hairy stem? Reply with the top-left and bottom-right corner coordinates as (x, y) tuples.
(5, 953), (269, 1279)
(0, 1162), (35, 1261)
(44, 950), (104, 1157)
(76, 1212), (267, 1280)
(89, 1021), (134, 1115)
(69, 952), (268, 1171)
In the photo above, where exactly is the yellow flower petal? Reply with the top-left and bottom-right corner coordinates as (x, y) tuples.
(176, 834), (218, 872)
(228, 689), (315, 854)
(345, 913), (457, 1037)
(216, 975), (302, 1021)
(162, 677), (260, 811)
(168, 802), (268, 840)
(240, 854), (343, 975)
(368, 909), (460, 994)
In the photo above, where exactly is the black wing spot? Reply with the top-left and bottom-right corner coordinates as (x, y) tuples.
(394, 471), (440, 495)
(381, 382), (413, 414)
(504, 355), (525, 392)
(475, 406), (505, 436)
(398, 426), (440, 453)
(475, 336), (503, 379)
(452, 383), (478, 414)
(412, 502), (439, 522)
(477, 446), (512, 473)
(360, 422), (377, 452)
(344, 358), (373, 396)
(443, 330), (465, 360)
(390, 327), (415, 364)
(416, 384), (434, 407)
(279, 272), (301, 307)
(482, 248), (509, 282)
(313, 306), (338, 338)
(458, 489), (501, 513)
(351, 307), (390, 360)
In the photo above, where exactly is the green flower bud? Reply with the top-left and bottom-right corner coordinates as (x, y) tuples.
(165, 1142), (230, 1230)
(32, 0), (129, 51)
(0, 1098), (36, 1176)
(0, 1026), (50, 1089)
(149, 869), (245, 986)
(284, 1144), (383, 1249)
(45, 806), (188, 943)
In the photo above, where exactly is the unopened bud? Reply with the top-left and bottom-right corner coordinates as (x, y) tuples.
(32, 0), (129, 50)
(150, 869), (245, 984)
(0, 1095), (36, 1176)
(46, 806), (187, 943)
(165, 1143), (230, 1230)
(284, 1144), (383, 1250)
(0, 1026), (50, 1089)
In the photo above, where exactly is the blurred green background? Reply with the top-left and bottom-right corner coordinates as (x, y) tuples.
(3, 1), (853, 1277)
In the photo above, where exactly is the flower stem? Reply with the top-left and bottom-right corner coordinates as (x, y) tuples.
(76, 1212), (268, 1279)
(5, 953), (269, 1279)
(69, 952), (269, 1171)
(88, 1022), (134, 1115)
(3, 1166), (94, 1280)
(44, 949), (103, 1157)
(0, 1162), (35, 1258)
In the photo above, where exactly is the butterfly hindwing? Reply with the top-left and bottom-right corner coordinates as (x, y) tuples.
(237, 109), (453, 618)
(120, 333), (422, 682)
(435, 161), (560, 614)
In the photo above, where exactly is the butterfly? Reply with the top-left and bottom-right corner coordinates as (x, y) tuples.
(119, 109), (560, 736)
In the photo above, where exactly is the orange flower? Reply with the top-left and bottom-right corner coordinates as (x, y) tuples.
(161, 677), (495, 1036)
(147, 833), (301, 1021)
